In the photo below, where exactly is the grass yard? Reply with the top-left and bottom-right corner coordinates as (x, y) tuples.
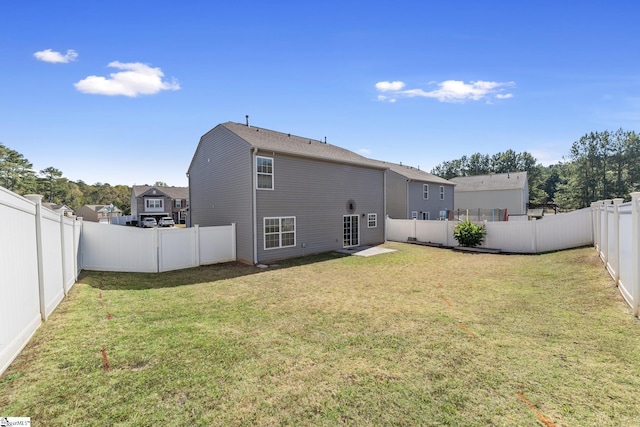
(2, 243), (640, 426)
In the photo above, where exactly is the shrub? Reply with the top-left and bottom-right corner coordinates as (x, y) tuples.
(453, 220), (486, 247)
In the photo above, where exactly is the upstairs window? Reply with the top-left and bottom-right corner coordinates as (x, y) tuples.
(257, 156), (274, 190)
(423, 184), (429, 200)
(440, 186), (445, 200)
(146, 199), (163, 209)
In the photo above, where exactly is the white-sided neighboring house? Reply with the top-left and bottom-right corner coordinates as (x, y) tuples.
(450, 172), (529, 217)
(42, 202), (74, 217)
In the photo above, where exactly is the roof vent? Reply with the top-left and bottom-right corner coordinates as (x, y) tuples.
(245, 115), (250, 127)
(324, 136), (327, 144)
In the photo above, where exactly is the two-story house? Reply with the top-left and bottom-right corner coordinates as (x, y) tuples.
(187, 122), (387, 264)
(76, 204), (122, 223)
(131, 186), (189, 224)
(449, 172), (528, 218)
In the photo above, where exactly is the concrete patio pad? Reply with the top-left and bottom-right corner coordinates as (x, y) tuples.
(335, 245), (397, 257)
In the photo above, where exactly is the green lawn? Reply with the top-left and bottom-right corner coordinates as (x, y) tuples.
(2, 243), (640, 426)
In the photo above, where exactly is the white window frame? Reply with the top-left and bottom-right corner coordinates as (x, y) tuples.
(422, 212), (430, 220)
(411, 211), (418, 219)
(175, 199), (182, 208)
(146, 199), (163, 209)
(256, 156), (274, 190)
(423, 184), (429, 200)
(439, 185), (445, 200)
(367, 213), (377, 228)
(264, 216), (296, 250)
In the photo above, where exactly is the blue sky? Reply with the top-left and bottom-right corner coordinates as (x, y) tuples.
(2, 1), (639, 187)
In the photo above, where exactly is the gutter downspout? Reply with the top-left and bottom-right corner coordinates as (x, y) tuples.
(383, 169), (387, 240)
(406, 179), (411, 218)
(252, 147), (258, 264)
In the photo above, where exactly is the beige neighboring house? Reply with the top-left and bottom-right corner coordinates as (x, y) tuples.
(131, 185), (189, 224)
(76, 204), (122, 223)
(450, 172), (529, 217)
(42, 202), (74, 217)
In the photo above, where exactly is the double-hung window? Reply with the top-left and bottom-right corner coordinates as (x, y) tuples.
(440, 185), (445, 200)
(264, 217), (296, 249)
(367, 213), (377, 228)
(257, 156), (274, 190)
(146, 199), (163, 209)
(423, 184), (429, 200)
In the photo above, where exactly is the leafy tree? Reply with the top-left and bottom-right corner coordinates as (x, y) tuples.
(0, 143), (36, 193)
(40, 166), (63, 203)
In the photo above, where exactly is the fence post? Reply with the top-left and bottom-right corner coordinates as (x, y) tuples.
(25, 194), (47, 321)
(591, 202), (599, 251)
(194, 224), (200, 267)
(631, 192), (640, 317)
(231, 223), (237, 261)
(601, 200), (612, 263)
(611, 198), (624, 286)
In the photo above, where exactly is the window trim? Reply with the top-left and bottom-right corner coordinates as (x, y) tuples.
(367, 213), (377, 228)
(439, 185), (445, 200)
(146, 198), (163, 209)
(256, 156), (274, 190)
(423, 184), (429, 200)
(263, 216), (296, 250)
(411, 211), (418, 219)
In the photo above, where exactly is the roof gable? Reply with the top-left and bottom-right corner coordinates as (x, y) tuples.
(132, 185), (188, 199)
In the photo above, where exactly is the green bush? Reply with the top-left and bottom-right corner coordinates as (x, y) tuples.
(453, 220), (486, 247)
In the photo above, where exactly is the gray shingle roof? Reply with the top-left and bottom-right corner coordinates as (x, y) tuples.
(449, 172), (527, 191)
(132, 185), (189, 199)
(221, 122), (386, 169)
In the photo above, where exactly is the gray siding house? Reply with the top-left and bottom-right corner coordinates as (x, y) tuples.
(187, 122), (387, 264)
(450, 172), (529, 216)
(378, 163), (455, 220)
(131, 185), (189, 224)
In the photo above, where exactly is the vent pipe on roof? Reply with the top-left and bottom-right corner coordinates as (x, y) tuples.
(246, 115), (250, 127)
(324, 136), (327, 144)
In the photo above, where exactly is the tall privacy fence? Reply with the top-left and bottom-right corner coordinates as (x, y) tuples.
(1, 186), (236, 375)
(1, 187), (81, 375)
(386, 207), (593, 254)
(592, 193), (640, 317)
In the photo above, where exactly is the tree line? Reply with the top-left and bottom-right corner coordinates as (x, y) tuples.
(1, 143), (132, 214)
(430, 129), (639, 210)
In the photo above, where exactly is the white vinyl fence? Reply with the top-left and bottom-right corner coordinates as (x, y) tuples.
(386, 207), (593, 254)
(1, 186), (236, 376)
(81, 222), (236, 273)
(592, 193), (640, 316)
(1, 188), (81, 375)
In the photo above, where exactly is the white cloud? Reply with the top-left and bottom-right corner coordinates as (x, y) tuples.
(74, 61), (180, 97)
(34, 49), (78, 63)
(375, 79), (515, 103)
(375, 81), (406, 92)
(358, 148), (372, 156)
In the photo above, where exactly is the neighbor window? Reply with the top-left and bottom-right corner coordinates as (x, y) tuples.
(175, 199), (182, 208)
(257, 156), (274, 190)
(423, 184), (429, 199)
(411, 211), (418, 219)
(146, 199), (163, 209)
(264, 217), (296, 249)
(440, 185), (445, 200)
(368, 213), (377, 228)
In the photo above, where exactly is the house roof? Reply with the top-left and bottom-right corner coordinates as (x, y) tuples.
(449, 172), (528, 192)
(132, 185), (189, 199)
(79, 204), (122, 213)
(373, 161), (453, 185)
(218, 122), (386, 169)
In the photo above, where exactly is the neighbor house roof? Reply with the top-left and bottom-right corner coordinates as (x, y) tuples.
(216, 122), (387, 169)
(132, 185), (189, 199)
(449, 172), (527, 192)
(372, 161), (453, 185)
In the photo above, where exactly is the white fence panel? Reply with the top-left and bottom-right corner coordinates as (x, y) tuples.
(200, 224), (236, 265)
(159, 227), (197, 272)
(415, 221), (453, 246)
(484, 221), (536, 253)
(62, 217), (77, 292)
(81, 222), (158, 273)
(0, 188), (42, 375)
(385, 218), (416, 243)
(41, 207), (65, 318)
(536, 208), (593, 253)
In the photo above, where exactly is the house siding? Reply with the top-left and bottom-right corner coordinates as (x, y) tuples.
(255, 152), (385, 263)
(455, 189), (526, 215)
(407, 182), (454, 220)
(385, 171), (408, 219)
(188, 126), (254, 263)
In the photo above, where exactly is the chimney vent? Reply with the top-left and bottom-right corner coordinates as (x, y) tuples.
(245, 115), (250, 127)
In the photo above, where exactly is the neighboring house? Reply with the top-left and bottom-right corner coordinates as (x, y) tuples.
(449, 172), (529, 217)
(187, 121), (387, 264)
(76, 204), (122, 223)
(42, 202), (74, 217)
(377, 162), (455, 220)
(131, 185), (189, 224)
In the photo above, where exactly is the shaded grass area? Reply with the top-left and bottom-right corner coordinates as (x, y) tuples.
(2, 243), (640, 426)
